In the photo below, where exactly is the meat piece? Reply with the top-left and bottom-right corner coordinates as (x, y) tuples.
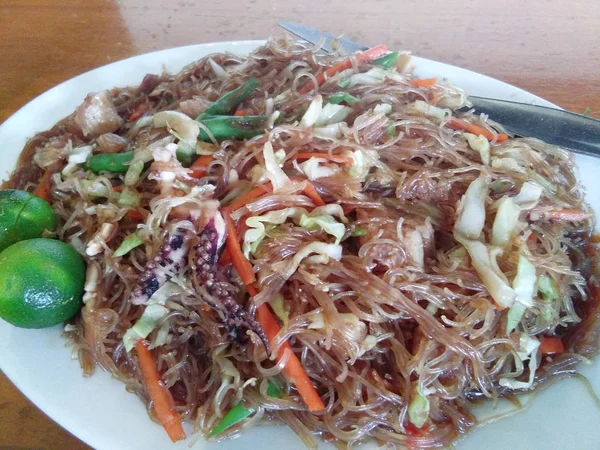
(74, 91), (124, 139)
(86, 223), (119, 256)
(138, 73), (162, 94)
(130, 228), (191, 304)
(96, 133), (127, 153)
(82, 262), (101, 305)
(179, 96), (211, 118)
(193, 213), (269, 349)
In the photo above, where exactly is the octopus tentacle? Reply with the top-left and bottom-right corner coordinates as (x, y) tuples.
(130, 227), (191, 305)
(193, 213), (269, 350)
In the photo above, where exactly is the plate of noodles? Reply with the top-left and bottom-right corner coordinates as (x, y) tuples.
(0, 38), (599, 450)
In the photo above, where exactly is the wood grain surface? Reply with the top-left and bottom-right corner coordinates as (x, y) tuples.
(0, 0), (599, 449)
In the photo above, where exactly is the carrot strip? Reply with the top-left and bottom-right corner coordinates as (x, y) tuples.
(299, 44), (389, 94)
(302, 182), (326, 206)
(135, 340), (186, 442)
(410, 78), (437, 87)
(34, 170), (53, 201)
(189, 155), (214, 179)
(223, 209), (256, 285)
(539, 336), (565, 354)
(128, 102), (149, 122)
(234, 109), (249, 116)
(292, 152), (354, 164)
(247, 284), (258, 297)
(447, 118), (509, 143)
(256, 303), (325, 411)
(219, 248), (232, 266)
(236, 218), (249, 244)
(228, 183), (273, 211)
(126, 210), (144, 221)
(113, 185), (123, 193)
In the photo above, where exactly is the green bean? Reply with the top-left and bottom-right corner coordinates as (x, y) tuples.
(373, 51), (400, 68)
(88, 151), (133, 174)
(209, 402), (254, 436)
(198, 115), (270, 141)
(328, 92), (360, 105)
(197, 78), (259, 120)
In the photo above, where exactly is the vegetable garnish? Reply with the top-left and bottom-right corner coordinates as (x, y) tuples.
(253, 293), (325, 412)
(298, 44), (389, 94)
(328, 92), (361, 105)
(539, 336), (565, 355)
(227, 183), (274, 211)
(223, 208), (256, 285)
(135, 340), (186, 442)
(198, 115), (271, 141)
(209, 402), (254, 437)
(410, 78), (437, 88)
(114, 232), (143, 257)
(34, 170), (53, 201)
(300, 182), (326, 206)
(189, 155), (215, 178)
(373, 51), (400, 68)
(447, 118), (509, 142)
(88, 151), (134, 174)
(197, 78), (259, 120)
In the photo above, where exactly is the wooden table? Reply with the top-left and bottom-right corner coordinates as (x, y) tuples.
(0, 0), (598, 448)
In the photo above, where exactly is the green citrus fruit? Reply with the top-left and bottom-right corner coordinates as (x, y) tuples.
(0, 238), (85, 328)
(0, 189), (57, 253)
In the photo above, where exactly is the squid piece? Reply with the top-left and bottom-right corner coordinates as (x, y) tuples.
(193, 212), (269, 348)
(130, 228), (191, 305)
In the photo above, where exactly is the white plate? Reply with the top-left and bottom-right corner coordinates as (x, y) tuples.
(1, 41), (599, 450)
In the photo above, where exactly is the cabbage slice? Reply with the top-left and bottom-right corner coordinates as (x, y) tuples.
(455, 234), (516, 308)
(455, 176), (488, 239)
(491, 197), (520, 247)
(499, 334), (541, 389)
(263, 141), (291, 192)
(123, 304), (169, 352)
(272, 242), (343, 279)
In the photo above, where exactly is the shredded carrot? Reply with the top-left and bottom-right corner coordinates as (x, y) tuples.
(236, 218), (249, 244)
(189, 155), (214, 179)
(292, 152), (354, 164)
(447, 118), (509, 143)
(247, 284), (258, 297)
(256, 302), (325, 411)
(247, 284), (323, 410)
(113, 185), (123, 193)
(223, 209), (256, 285)
(126, 210), (144, 221)
(219, 248), (232, 266)
(302, 182), (326, 206)
(135, 340), (186, 442)
(128, 102), (149, 122)
(226, 179), (323, 214)
(234, 109), (249, 116)
(228, 183), (273, 211)
(34, 170), (53, 201)
(410, 78), (437, 88)
(539, 336), (565, 354)
(299, 44), (389, 94)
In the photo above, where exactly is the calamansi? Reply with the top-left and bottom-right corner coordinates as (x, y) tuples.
(0, 238), (85, 328)
(0, 190), (57, 252)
